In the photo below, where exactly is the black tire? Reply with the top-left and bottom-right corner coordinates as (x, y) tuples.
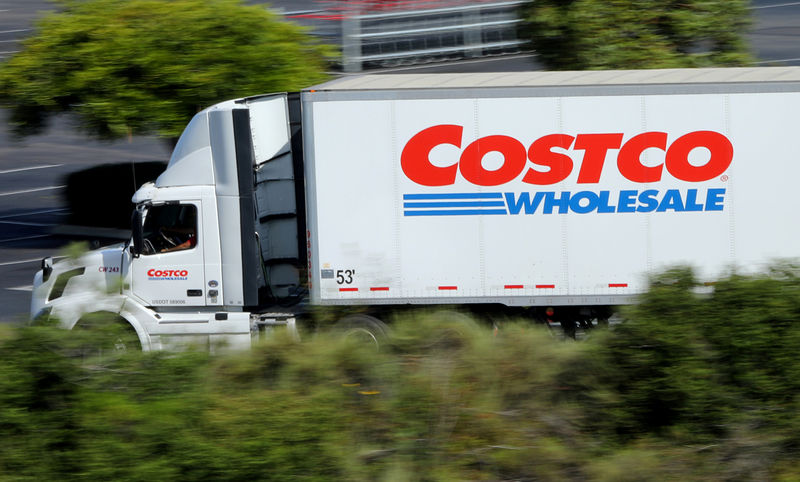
(333, 314), (389, 350)
(422, 310), (479, 351)
(73, 314), (141, 364)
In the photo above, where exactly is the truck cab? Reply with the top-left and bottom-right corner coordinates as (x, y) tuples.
(31, 94), (305, 350)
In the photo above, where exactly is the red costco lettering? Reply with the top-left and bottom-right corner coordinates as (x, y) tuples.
(147, 269), (189, 277)
(523, 134), (574, 185)
(460, 135), (527, 186)
(401, 125), (462, 186)
(617, 132), (667, 183)
(574, 133), (624, 183)
(401, 126), (733, 186)
(666, 131), (734, 182)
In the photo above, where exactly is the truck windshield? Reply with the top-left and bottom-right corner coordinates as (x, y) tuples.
(141, 204), (197, 255)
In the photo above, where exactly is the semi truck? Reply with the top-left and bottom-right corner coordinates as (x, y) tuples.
(30, 67), (800, 350)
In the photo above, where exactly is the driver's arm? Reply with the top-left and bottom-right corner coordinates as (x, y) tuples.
(160, 233), (195, 253)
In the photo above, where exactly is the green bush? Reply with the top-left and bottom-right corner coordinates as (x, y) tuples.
(3, 275), (800, 480)
(519, 0), (753, 70)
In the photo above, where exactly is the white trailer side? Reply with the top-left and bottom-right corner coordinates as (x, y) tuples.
(302, 68), (800, 306)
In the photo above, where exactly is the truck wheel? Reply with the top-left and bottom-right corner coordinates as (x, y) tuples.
(334, 314), (389, 350)
(73, 314), (141, 364)
(419, 310), (479, 351)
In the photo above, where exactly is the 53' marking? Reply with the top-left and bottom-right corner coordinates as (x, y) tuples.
(336, 269), (356, 285)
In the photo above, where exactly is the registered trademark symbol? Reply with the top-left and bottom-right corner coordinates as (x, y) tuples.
(720, 175), (729, 182)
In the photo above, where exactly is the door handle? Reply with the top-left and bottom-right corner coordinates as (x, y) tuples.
(187, 289), (203, 297)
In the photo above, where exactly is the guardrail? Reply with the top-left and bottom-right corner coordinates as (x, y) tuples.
(282, 1), (528, 72)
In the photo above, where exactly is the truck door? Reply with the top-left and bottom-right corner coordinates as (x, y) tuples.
(130, 201), (207, 307)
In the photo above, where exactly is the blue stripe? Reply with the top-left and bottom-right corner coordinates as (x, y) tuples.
(404, 209), (508, 216)
(403, 192), (503, 200)
(404, 201), (506, 208)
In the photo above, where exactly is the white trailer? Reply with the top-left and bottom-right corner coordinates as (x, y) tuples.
(30, 67), (800, 349)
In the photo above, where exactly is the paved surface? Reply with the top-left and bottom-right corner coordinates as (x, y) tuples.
(752, 1), (800, 65)
(1, 0), (800, 322)
(0, 114), (169, 323)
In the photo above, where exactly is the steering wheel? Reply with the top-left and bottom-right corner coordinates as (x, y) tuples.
(159, 227), (178, 247)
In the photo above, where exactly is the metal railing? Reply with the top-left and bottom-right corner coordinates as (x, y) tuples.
(279, 1), (528, 72)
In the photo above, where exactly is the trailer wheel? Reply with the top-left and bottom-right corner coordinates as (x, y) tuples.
(334, 314), (389, 350)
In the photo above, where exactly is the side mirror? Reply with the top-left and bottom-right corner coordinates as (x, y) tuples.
(41, 257), (53, 282)
(130, 206), (145, 258)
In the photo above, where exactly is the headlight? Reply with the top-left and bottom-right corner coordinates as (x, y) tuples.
(31, 306), (53, 325)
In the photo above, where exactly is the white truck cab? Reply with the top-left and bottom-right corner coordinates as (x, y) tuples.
(31, 94), (301, 350)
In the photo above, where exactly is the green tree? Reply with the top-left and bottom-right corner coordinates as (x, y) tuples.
(520, 0), (754, 70)
(0, 0), (332, 141)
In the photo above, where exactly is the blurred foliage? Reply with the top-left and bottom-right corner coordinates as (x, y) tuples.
(0, 0), (333, 141)
(6, 267), (800, 479)
(59, 240), (90, 261)
(519, 0), (754, 70)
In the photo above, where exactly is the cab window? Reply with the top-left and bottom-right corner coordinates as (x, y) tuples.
(141, 204), (197, 255)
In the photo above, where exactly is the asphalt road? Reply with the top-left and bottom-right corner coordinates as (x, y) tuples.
(0, 113), (169, 323)
(2, 0), (800, 322)
(752, 1), (800, 65)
